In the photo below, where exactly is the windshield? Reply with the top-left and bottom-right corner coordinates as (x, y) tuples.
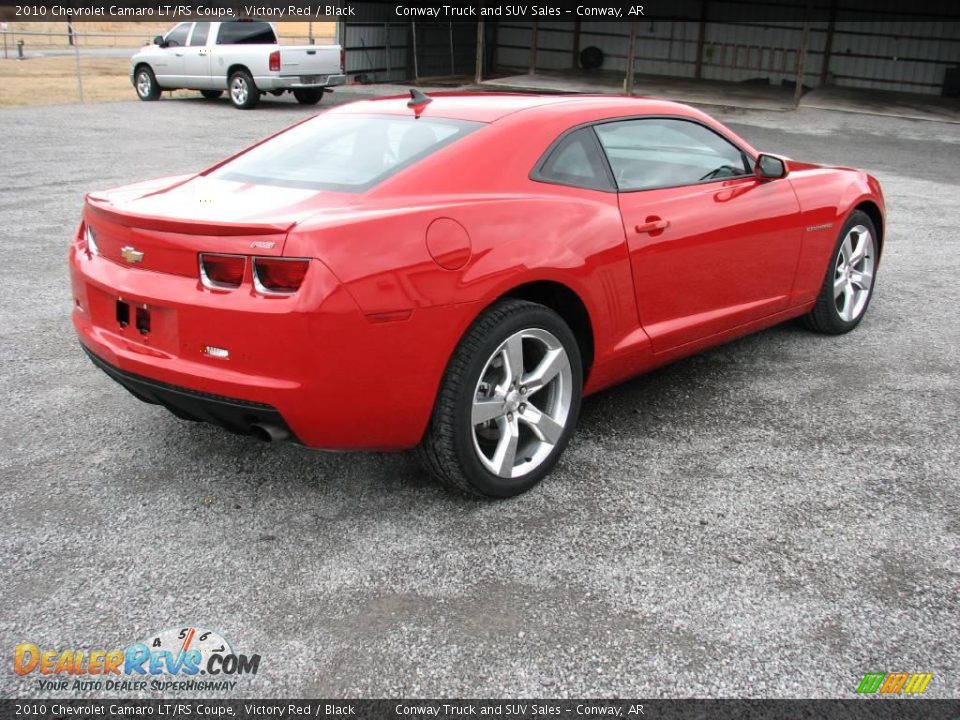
(209, 114), (484, 192)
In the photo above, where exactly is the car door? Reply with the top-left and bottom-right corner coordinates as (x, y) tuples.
(152, 22), (191, 86)
(181, 21), (213, 89)
(594, 117), (803, 353)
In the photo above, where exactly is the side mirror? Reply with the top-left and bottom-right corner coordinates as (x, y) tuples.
(755, 153), (787, 180)
(153, 35), (166, 47)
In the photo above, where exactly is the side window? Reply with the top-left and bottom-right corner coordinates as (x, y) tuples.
(534, 127), (614, 191)
(189, 22), (210, 47)
(164, 23), (191, 48)
(594, 118), (751, 191)
(217, 21), (277, 45)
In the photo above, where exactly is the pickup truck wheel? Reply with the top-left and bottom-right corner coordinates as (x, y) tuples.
(200, 90), (223, 100)
(228, 70), (260, 109)
(134, 66), (161, 101)
(293, 88), (324, 105)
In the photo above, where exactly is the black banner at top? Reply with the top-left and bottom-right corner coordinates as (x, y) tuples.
(2, 0), (960, 22)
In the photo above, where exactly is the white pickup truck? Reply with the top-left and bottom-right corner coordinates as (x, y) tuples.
(130, 20), (346, 109)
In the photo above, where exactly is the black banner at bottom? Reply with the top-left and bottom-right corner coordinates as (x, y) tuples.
(3, 700), (960, 720)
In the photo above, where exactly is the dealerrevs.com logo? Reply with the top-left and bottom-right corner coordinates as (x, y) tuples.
(14, 627), (260, 693)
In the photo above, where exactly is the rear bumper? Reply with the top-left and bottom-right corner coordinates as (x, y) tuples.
(69, 238), (476, 451)
(256, 73), (347, 91)
(83, 344), (296, 442)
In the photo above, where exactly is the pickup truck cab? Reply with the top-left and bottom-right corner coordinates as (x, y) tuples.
(131, 19), (346, 109)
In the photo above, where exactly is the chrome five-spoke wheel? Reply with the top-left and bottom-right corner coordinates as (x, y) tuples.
(471, 328), (573, 479)
(418, 299), (583, 497)
(833, 224), (875, 322)
(804, 209), (880, 334)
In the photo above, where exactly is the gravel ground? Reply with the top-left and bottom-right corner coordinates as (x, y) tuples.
(0, 89), (958, 699)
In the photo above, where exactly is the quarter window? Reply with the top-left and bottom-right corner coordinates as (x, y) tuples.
(189, 22), (210, 47)
(164, 23), (191, 48)
(534, 127), (614, 191)
(594, 118), (751, 191)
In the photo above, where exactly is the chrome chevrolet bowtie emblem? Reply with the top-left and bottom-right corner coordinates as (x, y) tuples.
(120, 246), (144, 264)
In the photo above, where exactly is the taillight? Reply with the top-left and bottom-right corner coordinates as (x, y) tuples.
(253, 257), (309, 295)
(269, 50), (281, 72)
(84, 223), (99, 256)
(199, 253), (245, 290)
(339, 48), (345, 73)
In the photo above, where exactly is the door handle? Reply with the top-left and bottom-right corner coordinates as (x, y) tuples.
(635, 217), (670, 234)
(175, 52), (184, 57)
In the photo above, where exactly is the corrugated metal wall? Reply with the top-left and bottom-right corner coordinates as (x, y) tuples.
(343, 5), (960, 96)
(342, 22), (410, 82)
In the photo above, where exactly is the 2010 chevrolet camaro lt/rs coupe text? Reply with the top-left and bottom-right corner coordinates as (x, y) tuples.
(70, 92), (885, 497)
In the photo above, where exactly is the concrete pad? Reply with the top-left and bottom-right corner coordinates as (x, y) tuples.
(480, 70), (797, 111)
(801, 85), (960, 124)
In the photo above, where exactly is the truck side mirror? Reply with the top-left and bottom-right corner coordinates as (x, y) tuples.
(153, 35), (166, 47)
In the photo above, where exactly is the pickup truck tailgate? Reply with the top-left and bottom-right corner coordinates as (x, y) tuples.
(278, 45), (341, 78)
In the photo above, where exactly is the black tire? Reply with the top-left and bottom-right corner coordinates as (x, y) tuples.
(580, 46), (605, 70)
(803, 209), (879, 334)
(134, 65), (161, 101)
(200, 90), (223, 100)
(228, 70), (260, 110)
(293, 88), (324, 105)
(417, 299), (583, 498)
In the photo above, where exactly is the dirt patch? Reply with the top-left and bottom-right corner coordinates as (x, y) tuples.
(0, 56), (200, 106)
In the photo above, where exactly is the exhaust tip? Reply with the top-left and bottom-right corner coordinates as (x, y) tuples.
(250, 423), (290, 443)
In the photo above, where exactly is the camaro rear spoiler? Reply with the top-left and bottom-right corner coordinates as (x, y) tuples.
(84, 195), (297, 237)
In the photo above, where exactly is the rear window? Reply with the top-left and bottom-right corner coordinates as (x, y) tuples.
(217, 21), (276, 45)
(210, 115), (483, 192)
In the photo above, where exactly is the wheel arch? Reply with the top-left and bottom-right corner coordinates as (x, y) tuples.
(854, 200), (884, 256)
(133, 62), (155, 83)
(226, 64), (255, 86)
(496, 280), (595, 378)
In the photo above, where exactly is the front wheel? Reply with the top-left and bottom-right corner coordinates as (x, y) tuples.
(803, 209), (879, 334)
(417, 300), (583, 497)
(134, 66), (161, 101)
(228, 70), (260, 109)
(293, 88), (324, 105)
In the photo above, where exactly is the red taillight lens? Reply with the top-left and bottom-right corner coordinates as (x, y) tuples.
(339, 48), (345, 73)
(199, 253), (245, 290)
(269, 50), (281, 72)
(253, 257), (309, 295)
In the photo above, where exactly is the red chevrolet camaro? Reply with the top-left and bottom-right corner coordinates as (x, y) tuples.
(70, 92), (885, 497)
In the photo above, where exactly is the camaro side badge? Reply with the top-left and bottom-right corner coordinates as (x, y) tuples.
(250, 241), (275, 249)
(120, 246), (145, 264)
(806, 223), (834, 232)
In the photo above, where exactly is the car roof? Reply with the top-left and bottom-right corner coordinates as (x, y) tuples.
(325, 92), (702, 124)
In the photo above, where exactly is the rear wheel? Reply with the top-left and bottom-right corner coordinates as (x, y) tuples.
(134, 66), (161, 101)
(228, 70), (260, 109)
(803, 210), (878, 334)
(417, 300), (583, 498)
(293, 88), (324, 105)
(200, 90), (223, 100)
